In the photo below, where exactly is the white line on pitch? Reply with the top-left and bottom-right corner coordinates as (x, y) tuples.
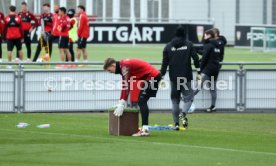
(1, 129), (276, 157)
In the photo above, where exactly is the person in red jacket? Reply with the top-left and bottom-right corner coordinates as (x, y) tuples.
(51, 4), (60, 41)
(55, 7), (71, 67)
(104, 58), (162, 137)
(4, 6), (23, 68)
(17, 2), (38, 62)
(33, 3), (54, 62)
(76, 5), (89, 63)
(0, 11), (4, 63)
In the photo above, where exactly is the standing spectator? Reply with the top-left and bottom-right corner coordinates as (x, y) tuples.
(55, 7), (71, 68)
(212, 28), (227, 67)
(51, 4), (60, 42)
(0, 11), (4, 63)
(4, 6), (23, 68)
(194, 29), (221, 113)
(17, 2), (38, 62)
(160, 26), (200, 129)
(66, 9), (77, 62)
(76, 5), (89, 63)
(33, 3), (53, 62)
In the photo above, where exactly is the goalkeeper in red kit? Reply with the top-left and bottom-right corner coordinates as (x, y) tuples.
(104, 58), (162, 136)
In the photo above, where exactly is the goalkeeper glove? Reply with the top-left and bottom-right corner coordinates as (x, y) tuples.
(114, 99), (125, 117)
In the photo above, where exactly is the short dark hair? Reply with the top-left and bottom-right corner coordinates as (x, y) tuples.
(175, 26), (185, 38)
(43, 3), (50, 7)
(205, 29), (215, 38)
(59, 7), (67, 14)
(211, 28), (220, 36)
(78, 5), (86, 11)
(21, 2), (27, 6)
(103, 58), (116, 70)
(9, 6), (16, 12)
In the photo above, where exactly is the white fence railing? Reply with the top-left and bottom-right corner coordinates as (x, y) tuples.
(0, 62), (276, 113)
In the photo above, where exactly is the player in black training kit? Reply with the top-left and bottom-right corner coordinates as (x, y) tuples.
(212, 28), (227, 68)
(160, 26), (200, 129)
(194, 29), (221, 113)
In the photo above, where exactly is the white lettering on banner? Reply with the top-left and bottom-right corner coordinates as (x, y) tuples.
(142, 27), (153, 41)
(153, 27), (164, 41)
(129, 27), (142, 42)
(94, 27), (117, 41)
(87, 28), (94, 41)
(247, 32), (276, 42)
(87, 26), (165, 42)
(116, 26), (129, 42)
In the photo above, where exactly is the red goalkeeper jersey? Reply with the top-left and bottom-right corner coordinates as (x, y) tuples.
(119, 59), (160, 101)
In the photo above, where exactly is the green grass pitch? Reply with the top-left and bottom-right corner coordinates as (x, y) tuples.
(0, 113), (276, 166)
(0, 44), (276, 165)
(1, 44), (276, 69)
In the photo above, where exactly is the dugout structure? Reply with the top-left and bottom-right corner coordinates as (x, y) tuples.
(250, 27), (276, 52)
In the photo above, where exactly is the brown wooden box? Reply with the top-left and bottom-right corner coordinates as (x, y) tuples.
(109, 111), (139, 136)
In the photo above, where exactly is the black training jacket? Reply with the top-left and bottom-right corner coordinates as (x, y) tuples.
(200, 39), (221, 80)
(217, 35), (227, 62)
(160, 37), (200, 82)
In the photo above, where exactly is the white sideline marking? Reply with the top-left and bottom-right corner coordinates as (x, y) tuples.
(1, 129), (276, 157)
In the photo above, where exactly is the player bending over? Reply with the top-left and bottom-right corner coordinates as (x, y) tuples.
(104, 58), (161, 136)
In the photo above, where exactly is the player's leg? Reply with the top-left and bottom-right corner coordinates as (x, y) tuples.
(7, 40), (14, 62)
(170, 81), (181, 129)
(82, 38), (87, 62)
(58, 37), (64, 61)
(6, 39), (14, 69)
(33, 36), (44, 62)
(65, 49), (72, 62)
(76, 38), (83, 62)
(63, 37), (71, 62)
(69, 42), (75, 62)
(16, 39), (23, 60)
(194, 73), (209, 96)
(48, 35), (54, 58)
(16, 40), (21, 60)
(59, 49), (65, 61)
(24, 31), (32, 61)
(207, 77), (217, 112)
(133, 90), (151, 137)
(133, 74), (161, 136)
(83, 48), (88, 62)
(138, 94), (150, 127)
(180, 82), (194, 128)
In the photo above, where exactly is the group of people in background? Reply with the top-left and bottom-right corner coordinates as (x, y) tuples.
(161, 26), (227, 131)
(0, 2), (228, 136)
(0, 2), (90, 68)
(104, 26), (227, 136)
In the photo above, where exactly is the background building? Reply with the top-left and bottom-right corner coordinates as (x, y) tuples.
(0, 0), (274, 44)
